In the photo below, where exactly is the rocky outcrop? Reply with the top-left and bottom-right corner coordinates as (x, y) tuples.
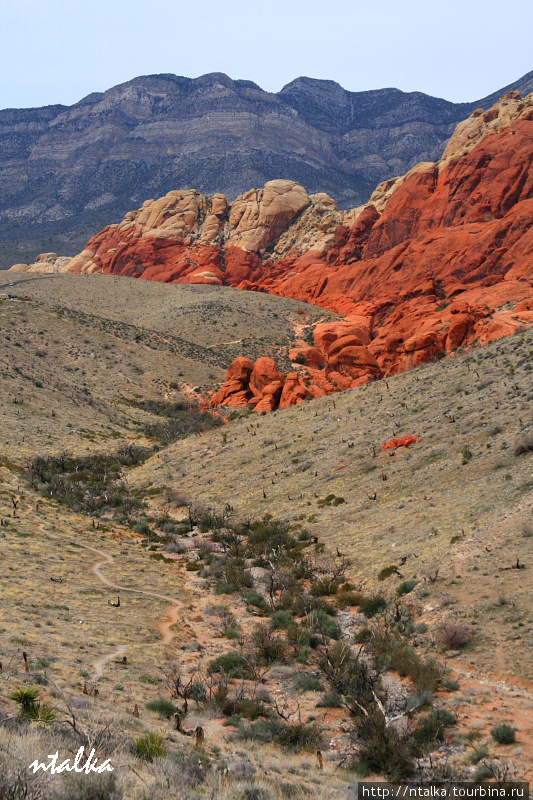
(228, 181), (311, 252)
(9, 253), (72, 274)
(211, 357), (316, 413)
(210, 357), (255, 407)
(212, 319), (385, 412)
(47, 180), (350, 287)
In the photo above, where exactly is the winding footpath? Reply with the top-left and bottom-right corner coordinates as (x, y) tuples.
(38, 521), (184, 679)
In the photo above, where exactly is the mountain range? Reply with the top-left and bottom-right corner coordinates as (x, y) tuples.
(1, 68), (533, 265)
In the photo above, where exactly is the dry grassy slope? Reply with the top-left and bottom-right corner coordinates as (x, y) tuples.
(0, 275), (336, 463)
(0, 276), (358, 799)
(0, 484), (356, 799)
(0, 296), (219, 464)
(131, 327), (533, 680)
(4, 273), (337, 371)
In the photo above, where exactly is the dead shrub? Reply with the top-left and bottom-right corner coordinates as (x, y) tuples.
(436, 620), (471, 649)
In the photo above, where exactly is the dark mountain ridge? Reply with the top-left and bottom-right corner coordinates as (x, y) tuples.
(1, 68), (532, 266)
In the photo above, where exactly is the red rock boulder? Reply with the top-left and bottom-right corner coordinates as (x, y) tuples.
(381, 435), (419, 450)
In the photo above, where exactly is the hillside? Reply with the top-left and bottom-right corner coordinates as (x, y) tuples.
(131, 324), (533, 686)
(1, 282), (533, 796)
(1, 69), (533, 265)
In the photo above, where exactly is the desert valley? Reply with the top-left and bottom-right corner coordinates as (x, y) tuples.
(1, 67), (533, 800)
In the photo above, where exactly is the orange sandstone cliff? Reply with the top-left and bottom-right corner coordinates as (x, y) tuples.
(15, 91), (533, 411)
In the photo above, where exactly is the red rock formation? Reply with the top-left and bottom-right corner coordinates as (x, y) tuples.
(31, 91), (533, 410)
(381, 436), (419, 451)
(211, 323), (385, 412)
(210, 357), (255, 407)
(211, 357), (320, 413)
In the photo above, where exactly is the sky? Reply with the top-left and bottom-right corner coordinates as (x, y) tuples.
(1, 0), (532, 110)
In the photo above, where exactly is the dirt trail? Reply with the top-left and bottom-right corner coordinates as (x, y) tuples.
(93, 644), (127, 680)
(38, 522), (183, 675)
(205, 338), (244, 348)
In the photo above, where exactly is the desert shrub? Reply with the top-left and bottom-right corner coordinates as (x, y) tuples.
(221, 697), (269, 720)
(354, 627), (373, 644)
(216, 580), (236, 594)
(397, 580), (418, 596)
(28, 446), (148, 521)
(473, 765), (494, 782)
(157, 518), (186, 534)
(378, 565), (398, 581)
(317, 691), (342, 708)
(355, 708), (415, 781)
(139, 673), (159, 684)
(54, 773), (123, 800)
(9, 685), (58, 720)
(135, 732), (167, 761)
(207, 651), (250, 678)
(164, 539), (187, 554)
(152, 751), (209, 789)
(396, 652), (441, 693)
(0, 766), (48, 800)
(146, 698), (176, 719)
(238, 718), (321, 750)
(292, 672), (324, 693)
(436, 620), (471, 649)
(9, 685), (41, 715)
(245, 591), (269, 613)
(369, 637), (442, 693)
(317, 493), (345, 507)
(310, 578), (340, 596)
(305, 609), (341, 640)
(270, 610), (294, 630)
(491, 724), (516, 744)
(232, 569), (254, 589)
(359, 595), (387, 617)
(405, 690), (434, 711)
(462, 444), (473, 464)
(245, 517), (296, 555)
(413, 709), (456, 752)
(251, 625), (288, 665)
(442, 678), (460, 691)
(336, 589), (365, 609)
(318, 641), (377, 713)
(468, 745), (489, 764)
(291, 594), (336, 617)
(138, 399), (223, 445)
(133, 521), (151, 535)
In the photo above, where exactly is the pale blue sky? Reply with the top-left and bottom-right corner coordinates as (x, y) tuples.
(1, 0), (532, 110)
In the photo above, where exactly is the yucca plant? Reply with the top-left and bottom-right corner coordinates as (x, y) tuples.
(135, 731), (167, 761)
(10, 685), (58, 721)
(10, 686), (41, 715)
(25, 701), (59, 721)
